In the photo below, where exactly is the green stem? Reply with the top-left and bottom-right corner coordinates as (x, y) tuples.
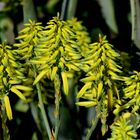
(66, 0), (78, 19)
(23, 0), (36, 23)
(36, 82), (52, 140)
(130, 0), (140, 49)
(130, 0), (136, 42)
(60, 0), (78, 20)
(33, 65), (52, 139)
(30, 102), (42, 132)
(60, 0), (69, 20)
(54, 75), (61, 139)
(86, 113), (99, 140)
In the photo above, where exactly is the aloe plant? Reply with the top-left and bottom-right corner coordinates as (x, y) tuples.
(0, 0), (140, 140)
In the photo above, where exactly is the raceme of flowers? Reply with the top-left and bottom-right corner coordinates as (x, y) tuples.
(0, 43), (32, 120)
(0, 15), (90, 121)
(108, 112), (137, 140)
(14, 15), (90, 96)
(0, 15), (140, 139)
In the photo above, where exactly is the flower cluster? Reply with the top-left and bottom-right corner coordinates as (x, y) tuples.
(109, 113), (137, 140)
(0, 43), (32, 120)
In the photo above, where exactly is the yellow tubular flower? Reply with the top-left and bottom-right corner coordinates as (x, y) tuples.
(4, 95), (13, 120)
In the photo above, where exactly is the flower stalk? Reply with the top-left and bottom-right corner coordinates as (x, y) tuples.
(86, 108), (99, 140)
(33, 65), (53, 140)
(54, 75), (61, 139)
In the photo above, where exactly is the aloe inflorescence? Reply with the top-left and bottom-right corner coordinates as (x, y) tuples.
(1, 14), (140, 140)
(76, 35), (122, 108)
(112, 71), (140, 140)
(0, 43), (29, 120)
(76, 35), (123, 136)
(0, 42), (30, 140)
(75, 35), (140, 139)
(114, 71), (140, 115)
(12, 14), (90, 139)
(14, 14), (89, 95)
(109, 112), (137, 140)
